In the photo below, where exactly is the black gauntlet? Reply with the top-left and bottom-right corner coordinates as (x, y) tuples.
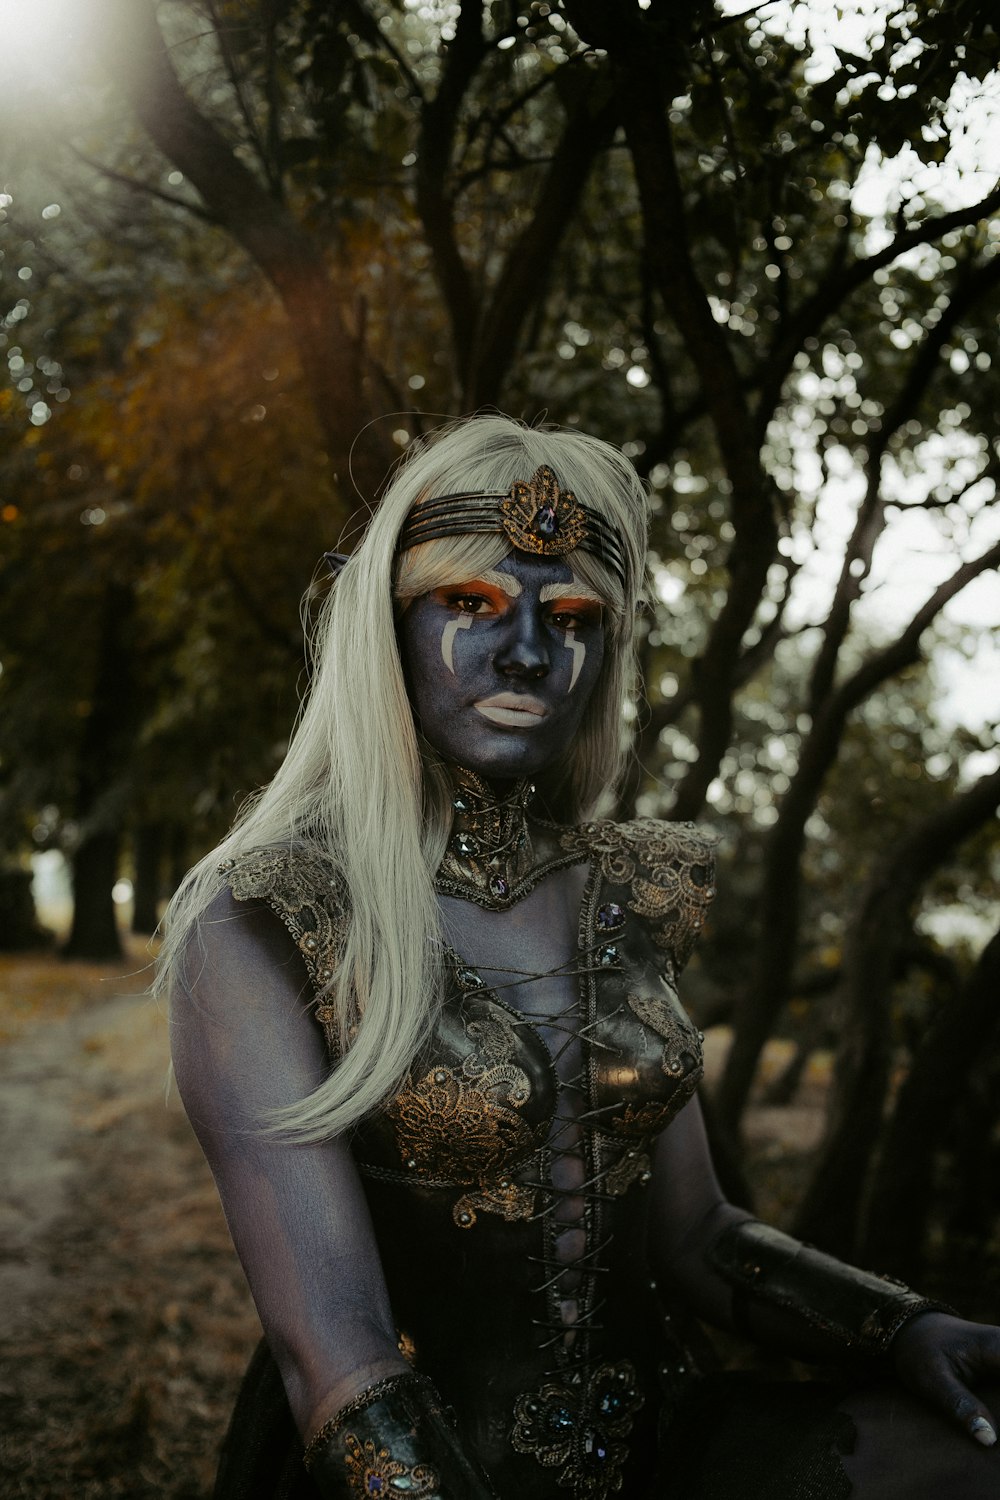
(709, 1218), (952, 1359)
(303, 1373), (497, 1499)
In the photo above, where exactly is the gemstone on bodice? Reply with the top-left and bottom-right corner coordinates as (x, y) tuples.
(596, 902), (625, 932)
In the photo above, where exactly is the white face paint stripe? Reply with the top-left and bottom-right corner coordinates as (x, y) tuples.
(564, 628), (586, 691)
(441, 613), (474, 674)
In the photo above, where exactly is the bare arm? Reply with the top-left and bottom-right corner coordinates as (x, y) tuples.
(646, 1092), (753, 1327)
(170, 889), (409, 1439)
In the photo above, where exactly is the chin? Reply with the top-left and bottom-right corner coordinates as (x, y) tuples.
(442, 728), (557, 780)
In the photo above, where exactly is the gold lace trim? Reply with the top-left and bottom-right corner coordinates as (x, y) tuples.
(559, 819), (716, 968)
(219, 844), (352, 1050)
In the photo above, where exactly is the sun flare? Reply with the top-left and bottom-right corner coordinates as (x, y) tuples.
(0, 0), (103, 93)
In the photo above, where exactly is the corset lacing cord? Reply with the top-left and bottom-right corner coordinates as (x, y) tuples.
(467, 941), (627, 994)
(445, 951), (642, 1385)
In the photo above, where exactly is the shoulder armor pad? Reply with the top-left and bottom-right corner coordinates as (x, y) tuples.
(217, 845), (350, 996)
(560, 819), (716, 971)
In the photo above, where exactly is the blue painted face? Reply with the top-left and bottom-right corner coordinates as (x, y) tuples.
(398, 551), (606, 780)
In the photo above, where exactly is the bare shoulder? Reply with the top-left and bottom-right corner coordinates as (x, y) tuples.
(216, 843), (350, 994)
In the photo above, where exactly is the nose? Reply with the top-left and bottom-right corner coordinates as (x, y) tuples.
(493, 601), (550, 679)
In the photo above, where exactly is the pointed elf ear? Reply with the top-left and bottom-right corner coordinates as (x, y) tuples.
(322, 551), (351, 581)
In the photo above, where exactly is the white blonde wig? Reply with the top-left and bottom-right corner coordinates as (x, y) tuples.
(159, 414), (649, 1139)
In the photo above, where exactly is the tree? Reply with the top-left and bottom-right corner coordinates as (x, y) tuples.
(1, 1), (998, 1262)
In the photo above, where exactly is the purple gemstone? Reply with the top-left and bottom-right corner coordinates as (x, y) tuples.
(597, 902), (625, 931)
(534, 504), (559, 538)
(367, 1479), (383, 1496)
(489, 874), (510, 898)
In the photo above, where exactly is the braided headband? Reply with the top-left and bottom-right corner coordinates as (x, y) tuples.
(395, 464), (628, 591)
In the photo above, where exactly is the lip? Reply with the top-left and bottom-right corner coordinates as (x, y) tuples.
(474, 692), (549, 728)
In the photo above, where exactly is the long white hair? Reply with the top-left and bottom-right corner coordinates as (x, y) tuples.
(159, 415), (649, 1139)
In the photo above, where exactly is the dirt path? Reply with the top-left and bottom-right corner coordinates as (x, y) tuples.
(0, 947), (259, 1500)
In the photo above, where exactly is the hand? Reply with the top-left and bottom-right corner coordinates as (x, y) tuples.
(892, 1310), (1000, 1447)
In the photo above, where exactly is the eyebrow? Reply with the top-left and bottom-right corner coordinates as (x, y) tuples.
(465, 570), (522, 596)
(539, 583), (604, 605)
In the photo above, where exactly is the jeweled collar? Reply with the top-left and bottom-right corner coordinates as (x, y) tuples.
(435, 767), (539, 908)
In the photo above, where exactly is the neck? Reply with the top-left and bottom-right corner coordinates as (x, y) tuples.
(437, 764), (537, 905)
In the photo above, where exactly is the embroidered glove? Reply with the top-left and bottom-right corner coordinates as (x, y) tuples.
(304, 1373), (497, 1499)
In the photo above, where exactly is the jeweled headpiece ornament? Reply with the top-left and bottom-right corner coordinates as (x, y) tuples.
(396, 464), (628, 590)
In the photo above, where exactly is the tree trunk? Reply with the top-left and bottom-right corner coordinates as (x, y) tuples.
(62, 582), (137, 962)
(168, 823), (190, 897)
(132, 822), (166, 934)
(860, 927), (1000, 1279)
(792, 764), (1000, 1256)
(65, 831), (123, 960)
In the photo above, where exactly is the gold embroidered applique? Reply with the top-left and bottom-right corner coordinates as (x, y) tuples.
(342, 1431), (439, 1497)
(396, 1328), (418, 1364)
(609, 1101), (676, 1139)
(386, 999), (541, 1225)
(625, 991), (704, 1081)
(387, 1060), (534, 1180)
(603, 1147), (653, 1196)
(453, 1178), (536, 1228)
(559, 820), (716, 966)
(511, 1361), (644, 1499)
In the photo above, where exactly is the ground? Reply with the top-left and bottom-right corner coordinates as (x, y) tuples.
(0, 942), (259, 1500)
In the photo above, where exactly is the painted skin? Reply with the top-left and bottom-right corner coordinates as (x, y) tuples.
(397, 552), (606, 780)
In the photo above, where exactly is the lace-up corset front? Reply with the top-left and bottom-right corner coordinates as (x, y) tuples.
(222, 811), (715, 1500)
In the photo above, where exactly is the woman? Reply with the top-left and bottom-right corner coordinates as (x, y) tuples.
(165, 414), (1000, 1499)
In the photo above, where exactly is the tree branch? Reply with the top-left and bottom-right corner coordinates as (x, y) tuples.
(69, 149), (216, 223)
(205, 0), (273, 189)
(794, 762), (1000, 1255)
(414, 0), (487, 385)
(469, 86), (619, 404)
(806, 250), (1000, 715)
(716, 535), (1000, 1136)
(101, 0), (391, 519)
(756, 180), (1000, 428)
